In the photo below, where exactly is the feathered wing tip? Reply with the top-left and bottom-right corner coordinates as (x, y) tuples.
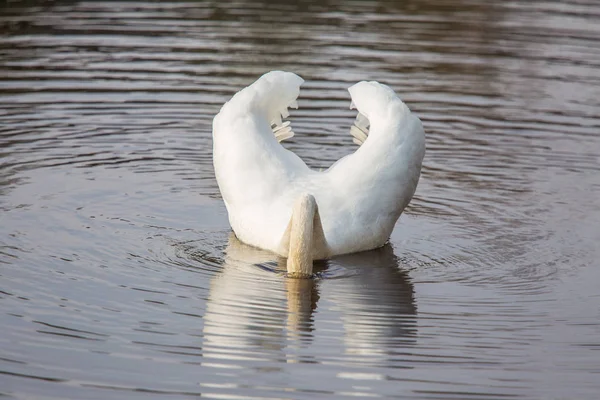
(214, 71), (304, 143)
(349, 111), (370, 146)
(347, 80), (410, 146)
(272, 120), (295, 142)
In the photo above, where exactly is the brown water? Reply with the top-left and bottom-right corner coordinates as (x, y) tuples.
(1, 1), (600, 399)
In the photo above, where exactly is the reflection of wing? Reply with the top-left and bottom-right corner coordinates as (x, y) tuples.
(327, 245), (417, 365)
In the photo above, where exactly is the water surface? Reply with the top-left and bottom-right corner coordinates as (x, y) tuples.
(1, 1), (600, 399)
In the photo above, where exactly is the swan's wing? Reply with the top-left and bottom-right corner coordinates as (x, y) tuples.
(213, 71), (315, 253)
(213, 71), (310, 202)
(344, 80), (425, 153)
(213, 70), (309, 169)
(313, 80), (425, 254)
(327, 79), (426, 216)
(214, 71), (303, 140)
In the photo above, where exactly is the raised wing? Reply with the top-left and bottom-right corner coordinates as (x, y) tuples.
(212, 71), (311, 208)
(326, 79), (426, 220)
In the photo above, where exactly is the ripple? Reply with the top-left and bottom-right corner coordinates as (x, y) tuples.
(1, 0), (600, 399)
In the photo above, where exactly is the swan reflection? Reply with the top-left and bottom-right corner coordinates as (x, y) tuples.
(201, 234), (416, 367)
(326, 245), (417, 363)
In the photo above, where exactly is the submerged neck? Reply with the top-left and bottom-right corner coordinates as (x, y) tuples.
(286, 194), (325, 279)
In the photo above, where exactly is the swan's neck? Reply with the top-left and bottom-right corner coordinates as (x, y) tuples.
(285, 194), (325, 279)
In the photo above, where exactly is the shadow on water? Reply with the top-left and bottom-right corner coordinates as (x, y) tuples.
(196, 234), (416, 367)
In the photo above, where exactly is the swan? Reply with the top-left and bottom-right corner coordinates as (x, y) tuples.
(212, 71), (425, 278)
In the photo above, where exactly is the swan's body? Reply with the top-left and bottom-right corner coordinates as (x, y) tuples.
(213, 71), (425, 277)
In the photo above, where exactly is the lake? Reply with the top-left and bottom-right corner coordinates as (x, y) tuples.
(1, 1), (599, 399)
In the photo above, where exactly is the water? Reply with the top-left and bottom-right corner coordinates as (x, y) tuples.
(1, 1), (599, 398)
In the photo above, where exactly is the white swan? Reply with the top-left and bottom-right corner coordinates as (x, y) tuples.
(213, 71), (425, 278)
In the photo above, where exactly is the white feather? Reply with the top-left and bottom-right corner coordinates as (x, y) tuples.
(350, 125), (368, 145)
(274, 128), (294, 142)
(355, 112), (370, 130)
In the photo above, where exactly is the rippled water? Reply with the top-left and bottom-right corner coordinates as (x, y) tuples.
(1, 1), (600, 399)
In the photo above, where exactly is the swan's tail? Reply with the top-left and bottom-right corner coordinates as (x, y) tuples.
(282, 194), (328, 279)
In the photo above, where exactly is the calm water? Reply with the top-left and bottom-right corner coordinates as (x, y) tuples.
(1, 1), (600, 399)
